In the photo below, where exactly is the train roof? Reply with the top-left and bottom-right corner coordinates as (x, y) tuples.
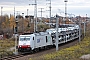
(19, 35), (31, 37)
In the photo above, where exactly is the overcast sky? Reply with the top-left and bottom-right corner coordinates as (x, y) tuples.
(0, 0), (90, 17)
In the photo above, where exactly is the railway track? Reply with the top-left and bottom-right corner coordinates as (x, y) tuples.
(16, 39), (80, 60)
(0, 38), (80, 60)
(0, 54), (24, 60)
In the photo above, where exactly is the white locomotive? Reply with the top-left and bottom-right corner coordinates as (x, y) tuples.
(18, 24), (80, 52)
(18, 32), (53, 52)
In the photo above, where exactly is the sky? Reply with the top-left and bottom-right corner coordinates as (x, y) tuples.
(0, 0), (90, 17)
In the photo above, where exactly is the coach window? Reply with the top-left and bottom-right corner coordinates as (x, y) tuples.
(46, 36), (48, 43)
(33, 37), (34, 40)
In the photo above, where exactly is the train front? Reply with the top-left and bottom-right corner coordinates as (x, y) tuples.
(18, 35), (31, 52)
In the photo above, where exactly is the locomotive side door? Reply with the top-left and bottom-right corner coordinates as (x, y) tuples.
(30, 35), (35, 50)
(46, 35), (53, 45)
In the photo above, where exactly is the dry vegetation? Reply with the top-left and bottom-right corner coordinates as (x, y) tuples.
(0, 39), (15, 58)
(29, 22), (90, 60)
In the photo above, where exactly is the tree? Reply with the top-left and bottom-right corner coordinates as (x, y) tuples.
(1, 14), (16, 37)
(9, 14), (16, 29)
(2, 15), (9, 28)
(37, 23), (50, 32)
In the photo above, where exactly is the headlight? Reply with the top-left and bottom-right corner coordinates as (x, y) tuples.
(20, 46), (21, 47)
(28, 45), (30, 47)
(18, 45), (21, 48)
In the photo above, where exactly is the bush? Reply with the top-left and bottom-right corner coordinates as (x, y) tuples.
(37, 23), (50, 32)
(0, 39), (15, 58)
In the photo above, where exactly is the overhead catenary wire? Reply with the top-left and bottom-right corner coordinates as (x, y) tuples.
(29, 0), (37, 32)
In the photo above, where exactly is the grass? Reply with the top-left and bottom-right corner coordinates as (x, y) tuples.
(29, 26), (90, 60)
(0, 38), (15, 58)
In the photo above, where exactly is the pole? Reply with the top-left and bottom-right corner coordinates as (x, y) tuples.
(49, 0), (51, 27)
(56, 15), (59, 51)
(86, 14), (87, 32)
(34, 15), (35, 32)
(64, 0), (67, 24)
(1, 7), (3, 17)
(15, 34), (17, 54)
(38, 8), (44, 22)
(29, 4), (35, 32)
(14, 6), (15, 19)
(35, 0), (37, 32)
(15, 19), (18, 55)
(84, 22), (85, 37)
(13, 6), (15, 34)
(46, 0), (51, 27)
(64, 0), (67, 42)
(29, 0), (37, 32)
(79, 16), (81, 42)
(1, 7), (3, 32)
(27, 9), (29, 16)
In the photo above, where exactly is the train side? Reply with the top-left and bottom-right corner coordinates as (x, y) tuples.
(46, 24), (80, 45)
(18, 24), (80, 52)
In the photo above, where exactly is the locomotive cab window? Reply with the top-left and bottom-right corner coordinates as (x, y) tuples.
(33, 37), (34, 40)
(20, 36), (31, 41)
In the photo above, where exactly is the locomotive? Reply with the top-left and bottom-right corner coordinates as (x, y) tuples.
(18, 24), (80, 52)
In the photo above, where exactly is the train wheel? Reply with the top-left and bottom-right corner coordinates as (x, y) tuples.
(31, 50), (34, 54)
(44, 46), (47, 50)
(46, 46), (49, 50)
(37, 48), (39, 52)
(33, 48), (38, 53)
